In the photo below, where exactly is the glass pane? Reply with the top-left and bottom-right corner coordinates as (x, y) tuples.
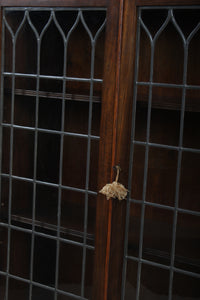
(64, 101), (89, 134)
(61, 189), (85, 234)
(134, 96), (148, 143)
(58, 243), (82, 295)
(175, 213), (200, 274)
(57, 294), (77, 300)
(0, 178), (9, 221)
(128, 203), (142, 258)
(38, 97), (62, 131)
(14, 96), (35, 127)
(131, 145), (145, 201)
(172, 272), (200, 299)
(183, 90), (200, 149)
(89, 139), (99, 191)
(124, 260), (138, 300)
(62, 136), (87, 189)
(146, 148), (178, 206)
(179, 152), (200, 212)
(1, 127), (10, 174)
(39, 79), (63, 95)
(33, 235), (56, 286)
(0, 227), (8, 272)
(15, 20), (37, 74)
(84, 249), (95, 299)
(37, 132), (60, 184)
(13, 129), (35, 178)
(8, 279), (29, 300)
(10, 229), (31, 279)
(150, 88), (182, 146)
(88, 195), (97, 237)
(0, 276), (6, 300)
(91, 102), (101, 136)
(153, 22), (184, 84)
(142, 206), (173, 266)
(40, 23), (64, 76)
(140, 265), (169, 299)
(3, 77), (12, 124)
(32, 286), (54, 300)
(11, 179), (33, 220)
(35, 184), (58, 226)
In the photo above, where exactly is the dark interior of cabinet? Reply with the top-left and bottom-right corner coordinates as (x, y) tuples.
(0, 8), (106, 300)
(125, 8), (200, 300)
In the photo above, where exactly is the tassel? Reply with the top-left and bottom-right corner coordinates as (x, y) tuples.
(99, 166), (128, 201)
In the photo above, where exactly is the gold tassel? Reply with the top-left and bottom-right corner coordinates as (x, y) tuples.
(99, 166), (128, 201)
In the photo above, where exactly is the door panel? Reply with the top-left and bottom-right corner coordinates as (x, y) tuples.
(122, 6), (200, 300)
(0, 6), (106, 300)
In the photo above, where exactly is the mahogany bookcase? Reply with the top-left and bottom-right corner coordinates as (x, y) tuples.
(0, 1), (199, 300)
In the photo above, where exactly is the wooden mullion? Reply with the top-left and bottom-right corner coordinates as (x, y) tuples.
(92, 0), (124, 299)
(107, 0), (138, 299)
(93, 0), (138, 299)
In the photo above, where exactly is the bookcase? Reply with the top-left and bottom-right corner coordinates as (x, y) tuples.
(0, 1), (199, 300)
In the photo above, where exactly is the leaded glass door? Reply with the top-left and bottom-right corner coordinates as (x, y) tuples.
(0, 5), (107, 300)
(122, 6), (200, 300)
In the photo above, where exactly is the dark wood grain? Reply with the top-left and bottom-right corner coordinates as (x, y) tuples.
(92, 0), (124, 299)
(0, 0), (108, 6)
(136, 0), (200, 5)
(106, 0), (137, 299)
(93, 0), (138, 299)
